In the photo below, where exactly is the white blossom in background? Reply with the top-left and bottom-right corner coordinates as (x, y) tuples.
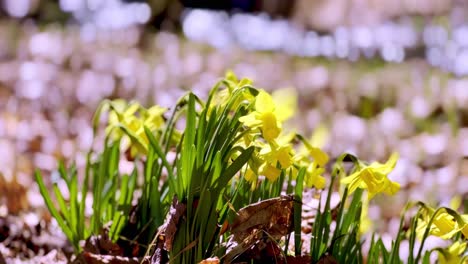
(59, 0), (151, 29)
(3, 0), (36, 17)
(182, 7), (468, 75)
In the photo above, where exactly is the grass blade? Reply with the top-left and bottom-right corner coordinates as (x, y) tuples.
(35, 170), (77, 250)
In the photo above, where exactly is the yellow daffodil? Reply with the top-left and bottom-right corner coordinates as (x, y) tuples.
(462, 215), (468, 238)
(224, 70), (253, 93)
(106, 100), (140, 138)
(449, 196), (462, 211)
(304, 162), (326, 189)
(271, 88), (296, 123)
(416, 201), (468, 241)
(239, 89), (295, 142)
(240, 132), (296, 184)
(448, 196), (468, 238)
(239, 146), (264, 183)
(143, 105), (167, 130)
(105, 100), (167, 156)
(340, 153), (400, 199)
(438, 241), (467, 264)
(259, 143), (294, 169)
(259, 162), (281, 182)
(417, 206), (460, 240)
(293, 141), (329, 189)
(307, 146), (329, 167)
(244, 167), (257, 183)
(255, 143), (289, 182)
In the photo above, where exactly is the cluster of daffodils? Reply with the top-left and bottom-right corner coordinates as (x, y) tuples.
(103, 72), (331, 189)
(97, 72), (467, 262)
(102, 72), (405, 195)
(220, 72), (329, 189)
(38, 72), (468, 263)
(102, 99), (170, 157)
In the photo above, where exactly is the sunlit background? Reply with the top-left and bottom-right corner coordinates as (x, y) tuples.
(0, 0), (467, 260)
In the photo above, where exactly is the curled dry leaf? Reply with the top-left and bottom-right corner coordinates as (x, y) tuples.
(73, 227), (154, 264)
(73, 227), (128, 264)
(230, 195), (295, 241)
(224, 195), (295, 263)
(82, 228), (122, 256)
(0, 173), (29, 214)
(158, 196), (187, 252)
(150, 233), (168, 264)
(149, 196), (187, 264)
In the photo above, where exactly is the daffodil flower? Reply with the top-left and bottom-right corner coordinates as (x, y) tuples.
(259, 143), (294, 169)
(437, 241), (467, 264)
(105, 100), (167, 157)
(340, 153), (400, 199)
(448, 196), (468, 238)
(307, 146), (329, 167)
(244, 167), (257, 183)
(304, 162), (326, 189)
(293, 138), (329, 189)
(239, 131), (295, 184)
(106, 100), (140, 139)
(416, 206), (462, 240)
(259, 162), (281, 182)
(239, 148), (263, 184)
(416, 202), (468, 242)
(239, 90), (295, 142)
(271, 88), (296, 123)
(224, 70), (252, 92)
(143, 105), (167, 130)
(461, 214), (468, 238)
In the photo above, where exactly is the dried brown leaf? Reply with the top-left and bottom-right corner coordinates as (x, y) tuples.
(224, 195), (296, 263)
(158, 196), (186, 252)
(150, 234), (168, 264)
(230, 195), (295, 241)
(82, 228), (122, 256)
(0, 173), (29, 214)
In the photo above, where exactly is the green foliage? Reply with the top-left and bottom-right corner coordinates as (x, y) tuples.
(35, 140), (136, 251)
(35, 72), (468, 263)
(309, 153), (468, 264)
(309, 154), (364, 263)
(167, 88), (257, 263)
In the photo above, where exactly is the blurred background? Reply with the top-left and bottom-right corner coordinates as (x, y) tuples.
(0, 0), (468, 259)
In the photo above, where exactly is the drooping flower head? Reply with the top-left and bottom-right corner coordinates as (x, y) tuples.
(340, 153), (400, 200)
(416, 203), (468, 240)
